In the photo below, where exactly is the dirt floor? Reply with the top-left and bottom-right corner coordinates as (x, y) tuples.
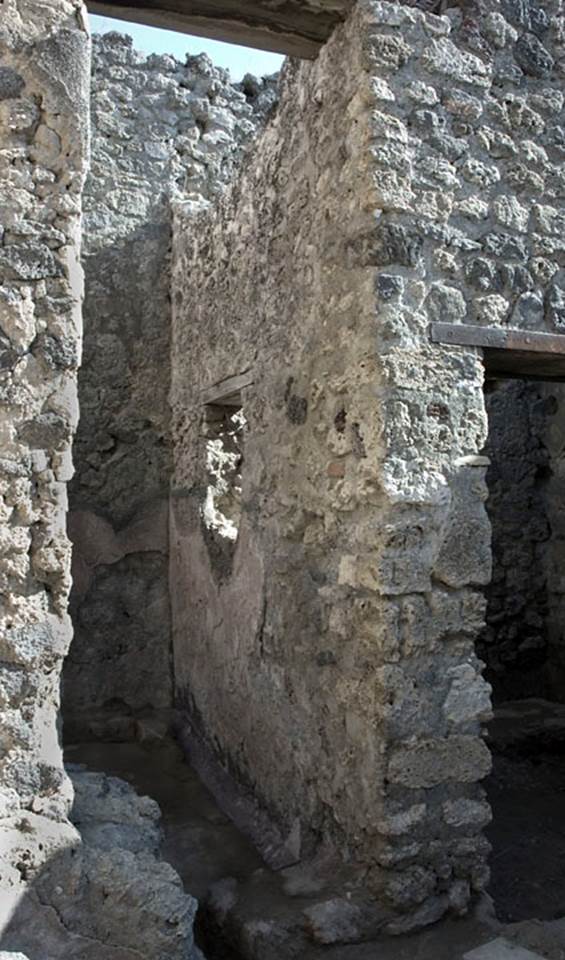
(65, 699), (565, 960)
(65, 736), (497, 960)
(486, 701), (565, 925)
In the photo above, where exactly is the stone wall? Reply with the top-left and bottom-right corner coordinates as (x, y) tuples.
(171, 0), (565, 932)
(0, 0), (90, 925)
(63, 32), (277, 739)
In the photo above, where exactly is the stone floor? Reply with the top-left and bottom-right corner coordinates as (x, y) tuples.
(65, 700), (565, 960)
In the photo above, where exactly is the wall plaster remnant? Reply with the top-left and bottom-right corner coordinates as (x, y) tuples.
(64, 31), (278, 741)
(171, 0), (565, 935)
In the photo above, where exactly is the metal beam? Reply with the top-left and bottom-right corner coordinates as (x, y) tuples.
(430, 322), (565, 382)
(87, 0), (352, 57)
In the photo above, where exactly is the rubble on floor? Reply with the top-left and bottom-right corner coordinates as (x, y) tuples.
(464, 939), (546, 960)
(65, 732), (565, 960)
(0, 767), (202, 960)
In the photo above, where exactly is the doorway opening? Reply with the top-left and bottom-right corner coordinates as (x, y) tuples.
(481, 374), (565, 923)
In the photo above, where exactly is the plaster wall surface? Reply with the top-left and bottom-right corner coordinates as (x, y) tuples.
(171, 0), (565, 932)
(0, 0), (90, 924)
(64, 32), (277, 739)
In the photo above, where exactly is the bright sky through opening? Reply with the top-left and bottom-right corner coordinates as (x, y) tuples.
(89, 14), (285, 80)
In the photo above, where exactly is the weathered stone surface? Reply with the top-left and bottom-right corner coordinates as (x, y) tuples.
(169, 0), (565, 931)
(387, 737), (492, 788)
(0, 0), (90, 934)
(64, 31), (277, 737)
(3, 769), (201, 959)
(0, 66), (25, 99)
(514, 33), (554, 77)
(69, 765), (162, 854)
(3, 0), (565, 946)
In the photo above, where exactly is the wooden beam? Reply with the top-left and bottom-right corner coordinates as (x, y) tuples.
(430, 323), (565, 382)
(87, 0), (351, 57)
(202, 370), (254, 406)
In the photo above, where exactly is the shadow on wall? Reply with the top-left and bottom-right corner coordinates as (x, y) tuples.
(63, 224), (175, 742)
(478, 380), (560, 703)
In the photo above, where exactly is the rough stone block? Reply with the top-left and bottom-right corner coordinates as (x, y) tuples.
(387, 736), (492, 788)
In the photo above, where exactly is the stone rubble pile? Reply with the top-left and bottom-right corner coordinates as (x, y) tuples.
(2, 767), (203, 960)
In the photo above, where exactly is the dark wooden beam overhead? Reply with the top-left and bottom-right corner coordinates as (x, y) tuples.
(430, 322), (565, 382)
(87, 0), (353, 57)
(202, 370), (253, 406)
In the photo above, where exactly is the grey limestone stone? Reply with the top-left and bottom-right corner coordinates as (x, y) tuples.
(3, 769), (200, 960)
(0, 0), (91, 928)
(68, 766), (162, 854)
(0, 67), (25, 100)
(514, 32), (554, 77)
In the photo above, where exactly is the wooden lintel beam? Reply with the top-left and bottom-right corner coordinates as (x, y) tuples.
(430, 323), (565, 383)
(202, 370), (254, 405)
(430, 322), (565, 355)
(86, 0), (345, 57)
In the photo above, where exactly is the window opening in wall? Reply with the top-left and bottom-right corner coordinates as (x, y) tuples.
(201, 392), (246, 572)
(480, 375), (565, 926)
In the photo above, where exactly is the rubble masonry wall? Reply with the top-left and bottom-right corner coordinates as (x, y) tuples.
(171, 0), (565, 931)
(64, 32), (276, 738)
(0, 0), (90, 923)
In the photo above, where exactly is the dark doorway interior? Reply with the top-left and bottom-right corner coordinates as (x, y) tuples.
(481, 376), (565, 923)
